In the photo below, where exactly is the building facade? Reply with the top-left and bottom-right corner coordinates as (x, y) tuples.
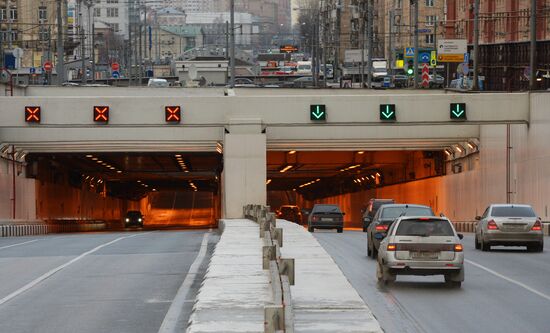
(445, 0), (550, 90)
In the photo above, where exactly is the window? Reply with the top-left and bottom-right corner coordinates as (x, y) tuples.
(39, 6), (47, 21)
(39, 27), (49, 41)
(0, 9), (6, 21)
(106, 7), (118, 17)
(425, 34), (434, 44)
(9, 8), (17, 20)
(425, 0), (435, 7)
(397, 0), (402, 8)
(108, 23), (119, 32)
(94, 8), (101, 17)
(426, 15), (436, 26)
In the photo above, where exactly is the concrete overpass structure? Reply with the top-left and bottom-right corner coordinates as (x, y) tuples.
(0, 88), (541, 223)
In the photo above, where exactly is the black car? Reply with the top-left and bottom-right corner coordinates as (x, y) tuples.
(276, 205), (303, 224)
(366, 204), (435, 259)
(125, 210), (144, 227)
(308, 204), (344, 233)
(362, 198), (395, 232)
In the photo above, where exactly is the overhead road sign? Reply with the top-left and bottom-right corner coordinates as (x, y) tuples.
(450, 103), (467, 120)
(165, 106), (181, 123)
(379, 104), (396, 121)
(280, 45), (299, 53)
(404, 47), (415, 58)
(310, 105), (326, 121)
(25, 106), (41, 123)
(94, 106), (109, 123)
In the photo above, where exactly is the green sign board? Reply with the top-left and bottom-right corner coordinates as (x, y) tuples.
(450, 103), (467, 120)
(379, 104), (396, 121)
(310, 105), (326, 121)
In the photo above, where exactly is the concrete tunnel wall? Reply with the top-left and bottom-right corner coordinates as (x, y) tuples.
(0, 159), (36, 220)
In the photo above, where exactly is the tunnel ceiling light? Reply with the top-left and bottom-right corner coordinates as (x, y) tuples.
(370, 175), (376, 180)
(454, 145), (463, 153)
(216, 142), (224, 154)
(86, 154), (93, 158)
(288, 150), (296, 155)
(340, 164), (361, 172)
(116, 170), (122, 174)
(137, 180), (141, 183)
(279, 165), (294, 173)
(357, 151), (365, 155)
(175, 154), (182, 158)
(152, 189), (157, 192)
(444, 149), (452, 157)
(376, 172), (381, 177)
(266, 179), (272, 185)
(96, 160), (103, 163)
(299, 178), (321, 188)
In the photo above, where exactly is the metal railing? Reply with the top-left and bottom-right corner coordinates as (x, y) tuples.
(244, 204), (295, 333)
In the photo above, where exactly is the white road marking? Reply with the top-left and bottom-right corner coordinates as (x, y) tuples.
(158, 232), (210, 333)
(0, 232), (151, 306)
(466, 259), (550, 302)
(0, 239), (39, 250)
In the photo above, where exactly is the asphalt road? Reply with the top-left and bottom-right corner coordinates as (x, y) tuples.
(0, 230), (217, 333)
(314, 231), (550, 333)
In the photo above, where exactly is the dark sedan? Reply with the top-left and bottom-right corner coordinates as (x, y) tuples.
(308, 204), (344, 233)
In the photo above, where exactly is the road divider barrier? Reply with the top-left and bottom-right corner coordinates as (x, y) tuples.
(452, 221), (476, 233)
(0, 220), (106, 237)
(245, 204), (295, 333)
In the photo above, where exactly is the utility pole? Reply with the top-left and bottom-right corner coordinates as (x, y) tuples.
(56, 0), (65, 84)
(529, 0), (537, 90)
(91, 20), (95, 83)
(367, 0), (373, 88)
(6, 0), (12, 49)
(360, 1), (365, 88)
(388, 10), (394, 76)
(472, 0), (480, 91)
(333, 0), (341, 83)
(225, 21), (229, 60)
(229, 0), (235, 88)
(80, 5), (87, 84)
(433, 16), (437, 77)
(413, 0), (419, 88)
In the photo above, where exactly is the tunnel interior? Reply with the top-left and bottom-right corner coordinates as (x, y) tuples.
(25, 152), (223, 228)
(267, 150), (450, 228)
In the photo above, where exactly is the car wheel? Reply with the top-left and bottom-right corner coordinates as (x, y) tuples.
(480, 235), (490, 251)
(376, 260), (395, 285)
(367, 241), (372, 257)
(474, 234), (481, 250)
(337, 228), (343, 233)
(528, 243), (544, 252)
(363, 226), (368, 232)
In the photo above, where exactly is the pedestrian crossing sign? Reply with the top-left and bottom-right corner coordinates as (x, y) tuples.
(404, 47), (415, 58)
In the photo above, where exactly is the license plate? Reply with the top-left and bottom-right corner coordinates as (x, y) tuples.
(412, 251), (439, 259)
(321, 218), (333, 222)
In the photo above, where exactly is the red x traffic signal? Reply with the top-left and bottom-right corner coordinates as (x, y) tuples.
(165, 106), (181, 123)
(25, 106), (41, 123)
(94, 106), (109, 123)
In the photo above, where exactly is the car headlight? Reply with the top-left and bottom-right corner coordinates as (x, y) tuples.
(125, 218), (130, 222)
(138, 218), (142, 222)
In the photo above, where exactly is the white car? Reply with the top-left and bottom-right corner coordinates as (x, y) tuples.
(377, 216), (465, 287)
(148, 78), (169, 87)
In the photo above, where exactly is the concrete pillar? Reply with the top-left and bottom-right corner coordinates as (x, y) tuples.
(222, 118), (266, 219)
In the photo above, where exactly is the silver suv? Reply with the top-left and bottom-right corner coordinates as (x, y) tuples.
(377, 216), (465, 287)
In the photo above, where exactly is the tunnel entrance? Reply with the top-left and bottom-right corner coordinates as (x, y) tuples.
(26, 152), (223, 229)
(266, 150), (449, 228)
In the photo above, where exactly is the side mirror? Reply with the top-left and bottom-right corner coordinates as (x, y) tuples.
(475, 216), (481, 221)
(457, 233), (464, 240)
(342, 212), (346, 215)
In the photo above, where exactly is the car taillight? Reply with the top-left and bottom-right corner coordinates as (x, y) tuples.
(487, 220), (499, 230)
(375, 225), (389, 231)
(387, 244), (397, 251)
(532, 220), (542, 231)
(454, 244), (463, 252)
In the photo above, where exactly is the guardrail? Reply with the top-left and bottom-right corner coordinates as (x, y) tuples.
(0, 220), (106, 237)
(244, 204), (294, 333)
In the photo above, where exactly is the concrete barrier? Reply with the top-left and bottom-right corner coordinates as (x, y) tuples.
(0, 220), (106, 238)
(452, 221), (476, 233)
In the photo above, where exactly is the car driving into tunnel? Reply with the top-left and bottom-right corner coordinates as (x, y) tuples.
(377, 216), (465, 287)
(307, 204), (344, 233)
(367, 204), (435, 259)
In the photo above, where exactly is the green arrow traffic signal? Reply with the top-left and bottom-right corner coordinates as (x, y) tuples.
(450, 103), (467, 120)
(310, 104), (327, 121)
(379, 104), (396, 121)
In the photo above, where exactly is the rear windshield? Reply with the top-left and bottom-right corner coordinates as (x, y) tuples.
(381, 206), (434, 220)
(492, 206), (536, 217)
(127, 211), (142, 217)
(396, 219), (454, 236)
(313, 205), (342, 214)
(281, 207), (298, 213)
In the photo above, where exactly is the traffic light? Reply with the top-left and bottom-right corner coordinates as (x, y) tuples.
(25, 106), (41, 123)
(310, 105), (327, 121)
(450, 103), (467, 120)
(165, 106), (181, 123)
(406, 59), (414, 76)
(379, 104), (396, 121)
(93, 106), (109, 123)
